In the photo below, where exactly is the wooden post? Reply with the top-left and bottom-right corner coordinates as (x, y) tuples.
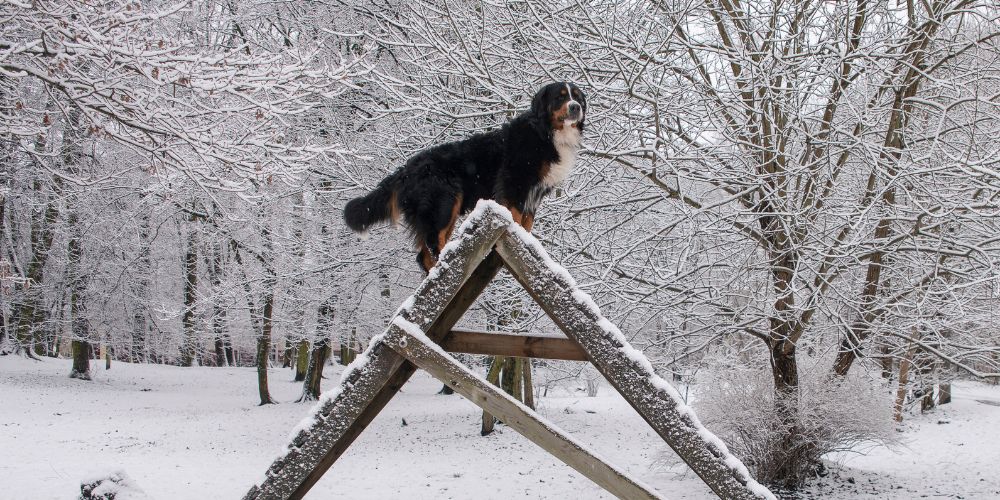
(522, 358), (535, 410)
(481, 356), (503, 435)
(383, 322), (664, 500)
(496, 228), (770, 500)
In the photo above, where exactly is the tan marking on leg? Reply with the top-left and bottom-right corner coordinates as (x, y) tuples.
(417, 243), (435, 274)
(389, 191), (400, 226)
(522, 213), (535, 232)
(506, 205), (524, 225)
(436, 195), (463, 253)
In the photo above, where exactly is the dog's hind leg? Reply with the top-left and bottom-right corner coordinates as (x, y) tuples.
(521, 212), (534, 231)
(416, 243), (436, 273)
(435, 195), (463, 254)
(415, 194), (463, 274)
(503, 205), (524, 226)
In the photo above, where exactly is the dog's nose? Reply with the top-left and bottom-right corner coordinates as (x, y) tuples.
(568, 102), (581, 116)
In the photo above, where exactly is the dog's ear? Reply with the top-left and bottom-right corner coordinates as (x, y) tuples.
(528, 85), (552, 136)
(530, 85), (549, 117)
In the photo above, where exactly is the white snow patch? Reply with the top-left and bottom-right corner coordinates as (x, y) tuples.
(455, 199), (513, 236)
(80, 469), (149, 500)
(3, 357), (999, 499)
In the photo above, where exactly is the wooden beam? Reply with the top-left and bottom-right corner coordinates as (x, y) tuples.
(442, 328), (588, 361)
(288, 252), (506, 499)
(383, 322), (663, 500)
(244, 210), (509, 500)
(496, 230), (772, 500)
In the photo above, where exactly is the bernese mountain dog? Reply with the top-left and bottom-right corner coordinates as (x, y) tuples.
(343, 82), (586, 272)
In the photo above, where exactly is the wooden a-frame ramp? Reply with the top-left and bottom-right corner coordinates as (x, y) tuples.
(244, 201), (775, 500)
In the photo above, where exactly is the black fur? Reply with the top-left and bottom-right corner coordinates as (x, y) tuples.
(344, 82), (587, 270)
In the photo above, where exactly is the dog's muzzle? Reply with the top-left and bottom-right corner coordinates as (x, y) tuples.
(567, 102), (582, 121)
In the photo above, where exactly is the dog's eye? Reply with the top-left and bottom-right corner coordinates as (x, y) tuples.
(560, 89), (567, 95)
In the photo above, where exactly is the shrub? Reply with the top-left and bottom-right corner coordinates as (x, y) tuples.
(691, 363), (897, 489)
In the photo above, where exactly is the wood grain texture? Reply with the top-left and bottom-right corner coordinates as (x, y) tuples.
(442, 328), (588, 361)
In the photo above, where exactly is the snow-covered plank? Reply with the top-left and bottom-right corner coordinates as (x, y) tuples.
(495, 225), (776, 500)
(384, 317), (664, 500)
(243, 202), (512, 500)
(441, 328), (589, 361)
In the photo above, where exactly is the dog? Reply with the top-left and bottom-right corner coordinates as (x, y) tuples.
(343, 82), (586, 272)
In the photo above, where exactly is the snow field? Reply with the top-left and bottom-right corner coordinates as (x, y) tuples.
(2, 356), (999, 499)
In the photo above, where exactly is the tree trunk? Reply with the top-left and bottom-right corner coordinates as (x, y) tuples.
(938, 383), (951, 405)
(130, 193), (152, 363)
(522, 359), (534, 410)
(769, 338), (807, 488)
(14, 165), (58, 358)
(299, 300), (333, 402)
(894, 354), (913, 423)
(300, 337), (330, 402)
(294, 339), (308, 382)
(256, 289), (276, 405)
(832, 31), (938, 377)
(210, 241), (228, 367)
(70, 337), (91, 380)
(67, 213), (90, 380)
(481, 356), (503, 435)
(282, 339), (294, 368)
(180, 208), (198, 367)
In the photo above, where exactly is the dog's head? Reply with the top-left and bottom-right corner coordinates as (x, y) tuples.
(531, 82), (586, 133)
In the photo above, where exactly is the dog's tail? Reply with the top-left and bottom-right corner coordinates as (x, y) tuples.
(344, 172), (400, 233)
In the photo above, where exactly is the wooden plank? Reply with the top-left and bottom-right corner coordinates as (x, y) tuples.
(442, 328), (588, 361)
(243, 207), (510, 500)
(496, 230), (773, 500)
(382, 321), (664, 500)
(287, 251), (505, 499)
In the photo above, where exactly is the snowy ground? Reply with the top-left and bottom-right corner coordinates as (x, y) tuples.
(2, 357), (998, 500)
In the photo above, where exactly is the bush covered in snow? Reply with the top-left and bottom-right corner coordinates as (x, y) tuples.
(79, 470), (148, 500)
(692, 363), (897, 489)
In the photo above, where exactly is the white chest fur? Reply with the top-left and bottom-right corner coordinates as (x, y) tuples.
(544, 124), (581, 187)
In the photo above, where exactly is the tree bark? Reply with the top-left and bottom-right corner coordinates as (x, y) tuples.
(256, 289), (276, 405)
(299, 300), (333, 402)
(938, 383), (951, 405)
(210, 241), (228, 367)
(130, 192), (152, 363)
(522, 358), (534, 410)
(294, 339), (308, 381)
(67, 211), (90, 380)
(481, 356), (503, 435)
(180, 208), (199, 367)
(282, 339), (294, 368)
(832, 13), (941, 377)
(894, 353), (913, 423)
(15, 164), (58, 358)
